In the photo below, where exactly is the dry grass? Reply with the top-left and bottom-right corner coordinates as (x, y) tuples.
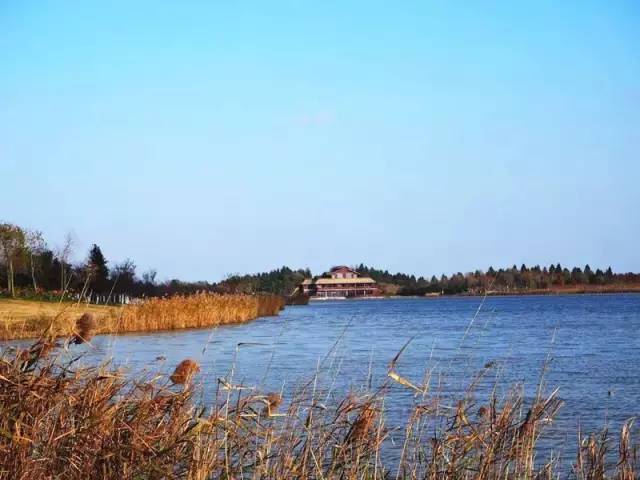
(0, 334), (636, 479)
(117, 293), (284, 333)
(0, 299), (118, 341)
(0, 294), (285, 340)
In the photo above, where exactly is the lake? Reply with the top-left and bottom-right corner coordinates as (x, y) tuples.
(43, 294), (640, 465)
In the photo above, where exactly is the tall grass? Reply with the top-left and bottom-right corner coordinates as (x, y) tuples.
(116, 293), (284, 333)
(0, 293), (285, 340)
(0, 334), (636, 479)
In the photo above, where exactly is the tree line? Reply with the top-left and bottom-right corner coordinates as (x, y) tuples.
(2, 221), (639, 301)
(0, 222), (217, 302)
(217, 267), (311, 296)
(356, 263), (640, 295)
(217, 263), (640, 297)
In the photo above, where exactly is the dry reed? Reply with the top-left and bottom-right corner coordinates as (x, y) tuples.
(0, 293), (285, 340)
(0, 333), (636, 479)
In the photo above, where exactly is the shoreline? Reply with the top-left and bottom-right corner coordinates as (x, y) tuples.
(307, 288), (640, 301)
(454, 286), (640, 297)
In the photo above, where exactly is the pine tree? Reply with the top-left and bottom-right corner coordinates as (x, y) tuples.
(584, 264), (595, 283)
(87, 244), (110, 294)
(605, 266), (613, 279)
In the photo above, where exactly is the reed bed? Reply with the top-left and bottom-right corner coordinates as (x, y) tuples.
(116, 293), (284, 333)
(0, 334), (636, 479)
(0, 293), (285, 340)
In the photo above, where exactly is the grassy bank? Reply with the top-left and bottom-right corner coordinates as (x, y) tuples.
(0, 293), (285, 341)
(0, 336), (636, 479)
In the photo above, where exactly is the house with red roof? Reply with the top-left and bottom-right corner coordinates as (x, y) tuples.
(300, 266), (381, 299)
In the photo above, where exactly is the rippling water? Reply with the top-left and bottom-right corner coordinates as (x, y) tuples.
(20, 294), (640, 465)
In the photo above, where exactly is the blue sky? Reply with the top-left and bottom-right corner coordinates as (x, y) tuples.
(2, 1), (639, 280)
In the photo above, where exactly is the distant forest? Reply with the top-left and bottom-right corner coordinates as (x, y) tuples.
(354, 264), (640, 296)
(1, 221), (639, 302)
(221, 263), (640, 296)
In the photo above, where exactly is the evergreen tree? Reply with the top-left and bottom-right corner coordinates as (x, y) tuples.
(571, 267), (584, 284)
(87, 244), (110, 294)
(584, 264), (595, 284)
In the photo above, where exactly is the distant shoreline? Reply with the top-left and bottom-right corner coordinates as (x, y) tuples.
(307, 287), (640, 301)
(457, 285), (640, 297)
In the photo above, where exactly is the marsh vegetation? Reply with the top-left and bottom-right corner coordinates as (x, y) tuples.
(0, 293), (284, 340)
(0, 329), (636, 479)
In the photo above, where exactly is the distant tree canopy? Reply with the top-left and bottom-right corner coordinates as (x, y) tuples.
(1, 221), (639, 302)
(0, 223), (27, 297)
(228, 263), (640, 297)
(217, 267), (311, 296)
(355, 263), (640, 296)
(0, 221), (220, 302)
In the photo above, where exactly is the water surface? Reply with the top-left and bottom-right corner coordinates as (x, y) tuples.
(21, 295), (640, 464)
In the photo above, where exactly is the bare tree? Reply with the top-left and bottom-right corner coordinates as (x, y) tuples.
(142, 268), (157, 285)
(0, 223), (27, 297)
(26, 229), (46, 292)
(55, 231), (76, 292)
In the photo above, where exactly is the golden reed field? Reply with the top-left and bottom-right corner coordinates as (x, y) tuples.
(0, 293), (285, 341)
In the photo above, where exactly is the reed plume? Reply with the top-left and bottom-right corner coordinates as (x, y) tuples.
(73, 312), (97, 344)
(170, 359), (201, 385)
(262, 392), (282, 417)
